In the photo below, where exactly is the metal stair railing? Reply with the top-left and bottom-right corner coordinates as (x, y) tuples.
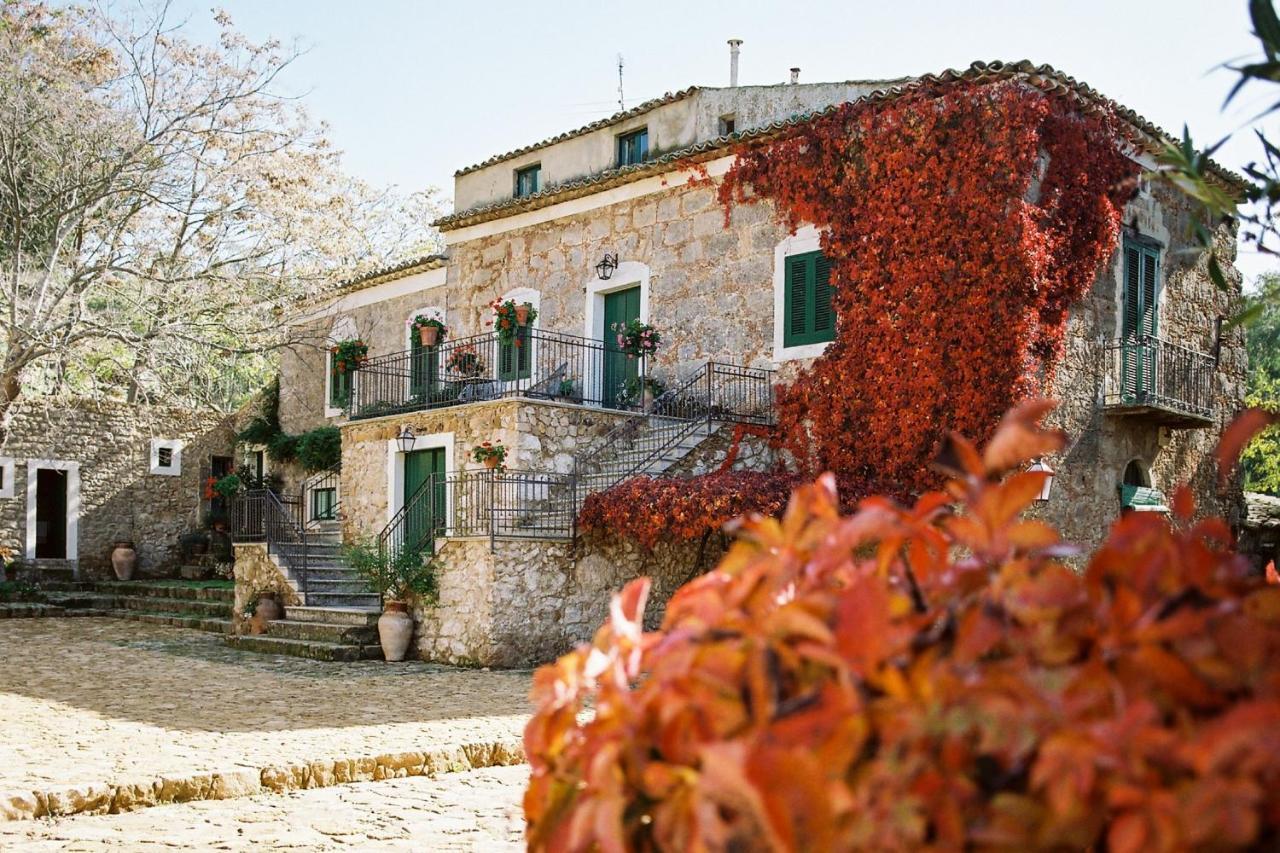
(570, 361), (775, 509)
(231, 488), (312, 598)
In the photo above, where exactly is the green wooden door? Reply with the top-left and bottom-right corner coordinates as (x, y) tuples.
(602, 286), (641, 408)
(1120, 240), (1159, 403)
(403, 447), (446, 552)
(409, 336), (439, 404)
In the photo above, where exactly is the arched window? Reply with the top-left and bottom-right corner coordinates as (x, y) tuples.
(1123, 459), (1151, 488)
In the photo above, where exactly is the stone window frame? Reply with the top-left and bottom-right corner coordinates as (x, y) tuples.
(25, 458), (80, 562)
(773, 224), (832, 364)
(386, 430), (455, 529)
(582, 262), (649, 406)
(0, 456), (14, 499)
(324, 315), (359, 419)
(149, 438), (184, 476)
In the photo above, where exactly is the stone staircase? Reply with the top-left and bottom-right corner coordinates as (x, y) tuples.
(226, 522), (385, 661)
(40, 579), (235, 633)
(226, 606), (383, 661)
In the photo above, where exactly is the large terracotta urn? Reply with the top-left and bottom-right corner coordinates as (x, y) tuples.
(419, 324), (439, 347)
(111, 540), (137, 581)
(378, 600), (414, 662)
(514, 303), (530, 326)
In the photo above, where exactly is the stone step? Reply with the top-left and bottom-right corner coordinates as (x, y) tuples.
(42, 591), (115, 608)
(304, 592), (383, 609)
(300, 567), (365, 581)
(104, 609), (232, 634)
(285, 605), (381, 626)
(265, 618), (378, 644)
(88, 581), (235, 603)
(224, 634), (383, 662)
(113, 595), (231, 618)
(303, 579), (373, 593)
(0, 603), (67, 618)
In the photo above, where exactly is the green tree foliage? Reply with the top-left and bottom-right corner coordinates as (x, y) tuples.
(1243, 274), (1280, 492)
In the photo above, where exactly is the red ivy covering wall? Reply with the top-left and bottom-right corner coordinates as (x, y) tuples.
(579, 80), (1137, 544)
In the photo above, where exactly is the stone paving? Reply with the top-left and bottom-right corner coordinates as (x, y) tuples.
(0, 618), (532, 820)
(0, 765), (527, 850)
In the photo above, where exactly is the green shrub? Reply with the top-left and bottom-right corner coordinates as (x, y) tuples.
(266, 431), (298, 462)
(343, 539), (439, 604)
(295, 426), (341, 471)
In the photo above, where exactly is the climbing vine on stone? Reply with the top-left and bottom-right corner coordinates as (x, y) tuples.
(579, 78), (1138, 544)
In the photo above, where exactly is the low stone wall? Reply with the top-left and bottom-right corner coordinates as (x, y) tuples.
(410, 532), (727, 668)
(231, 544), (301, 631)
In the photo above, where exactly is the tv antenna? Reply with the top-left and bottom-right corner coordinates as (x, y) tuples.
(617, 53), (625, 111)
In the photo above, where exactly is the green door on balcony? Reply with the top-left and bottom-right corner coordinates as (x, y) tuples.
(409, 336), (439, 404)
(602, 286), (641, 408)
(403, 447), (446, 552)
(1120, 239), (1159, 403)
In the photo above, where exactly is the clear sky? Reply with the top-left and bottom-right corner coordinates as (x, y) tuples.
(168, 0), (1273, 283)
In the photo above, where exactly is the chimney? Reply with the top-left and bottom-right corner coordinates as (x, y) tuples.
(790, 67), (800, 85)
(728, 39), (742, 87)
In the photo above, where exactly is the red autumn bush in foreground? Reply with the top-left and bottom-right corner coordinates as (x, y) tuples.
(524, 401), (1280, 851)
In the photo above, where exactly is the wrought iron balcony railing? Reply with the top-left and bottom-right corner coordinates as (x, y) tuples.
(347, 328), (650, 420)
(1102, 334), (1216, 427)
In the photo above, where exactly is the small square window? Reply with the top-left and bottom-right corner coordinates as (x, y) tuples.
(617, 127), (649, 167)
(515, 164), (541, 198)
(719, 114), (736, 135)
(150, 439), (183, 476)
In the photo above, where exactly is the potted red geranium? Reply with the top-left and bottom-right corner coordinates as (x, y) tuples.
(471, 441), (507, 471)
(412, 315), (447, 347)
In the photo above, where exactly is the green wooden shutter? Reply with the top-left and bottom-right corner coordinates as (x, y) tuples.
(784, 251), (836, 347)
(499, 326), (531, 381)
(813, 254), (834, 336)
(1120, 238), (1160, 401)
(329, 356), (350, 408)
(1140, 249), (1158, 337)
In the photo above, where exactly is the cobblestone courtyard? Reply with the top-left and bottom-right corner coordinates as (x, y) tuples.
(0, 618), (534, 843)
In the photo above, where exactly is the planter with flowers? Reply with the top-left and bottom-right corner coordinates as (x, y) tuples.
(412, 316), (447, 347)
(489, 299), (537, 346)
(612, 320), (661, 359)
(446, 344), (485, 377)
(331, 339), (369, 374)
(471, 441), (507, 471)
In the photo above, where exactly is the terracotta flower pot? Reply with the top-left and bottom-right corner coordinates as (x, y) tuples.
(379, 600), (414, 661)
(111, 540), (137, 581)
(515, 304), (530, 326)
(255, 594), (281, 623)
(483, 456), (500, 470)
(419, 325), (439, 347)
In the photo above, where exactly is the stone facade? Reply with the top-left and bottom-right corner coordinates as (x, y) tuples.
(0, 398), (234, 577)
(338, 398), (632, 543)
(409, 533), (727, 668)
(261, 78), (1246, 667)
(1041, 180), (1246, 549)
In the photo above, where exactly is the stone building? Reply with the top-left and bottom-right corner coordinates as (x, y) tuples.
(0, 397), (235, 578)
(237, 60), (1246, 667)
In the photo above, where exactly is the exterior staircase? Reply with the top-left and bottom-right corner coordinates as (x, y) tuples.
(226, 606), (382, 661)
(39, 579), (235, 633)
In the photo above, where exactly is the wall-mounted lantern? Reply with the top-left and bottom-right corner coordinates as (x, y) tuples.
(396, 425), (416, 455)
(1028, 459), (1055, 503)
(595, 253), (619, 281)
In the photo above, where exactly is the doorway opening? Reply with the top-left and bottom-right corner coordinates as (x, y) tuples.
(35, 468), (69, 558)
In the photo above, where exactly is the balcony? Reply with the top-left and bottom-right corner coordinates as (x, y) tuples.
(347, 328), (653, 420)
(1102, 335), (1216, 427)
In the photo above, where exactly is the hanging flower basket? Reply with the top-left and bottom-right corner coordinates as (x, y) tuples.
(612, 320), (661, 359)
(489, 299), (538, 346)
(412, 315), (447, 347)
(331, 339), (369, 373)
